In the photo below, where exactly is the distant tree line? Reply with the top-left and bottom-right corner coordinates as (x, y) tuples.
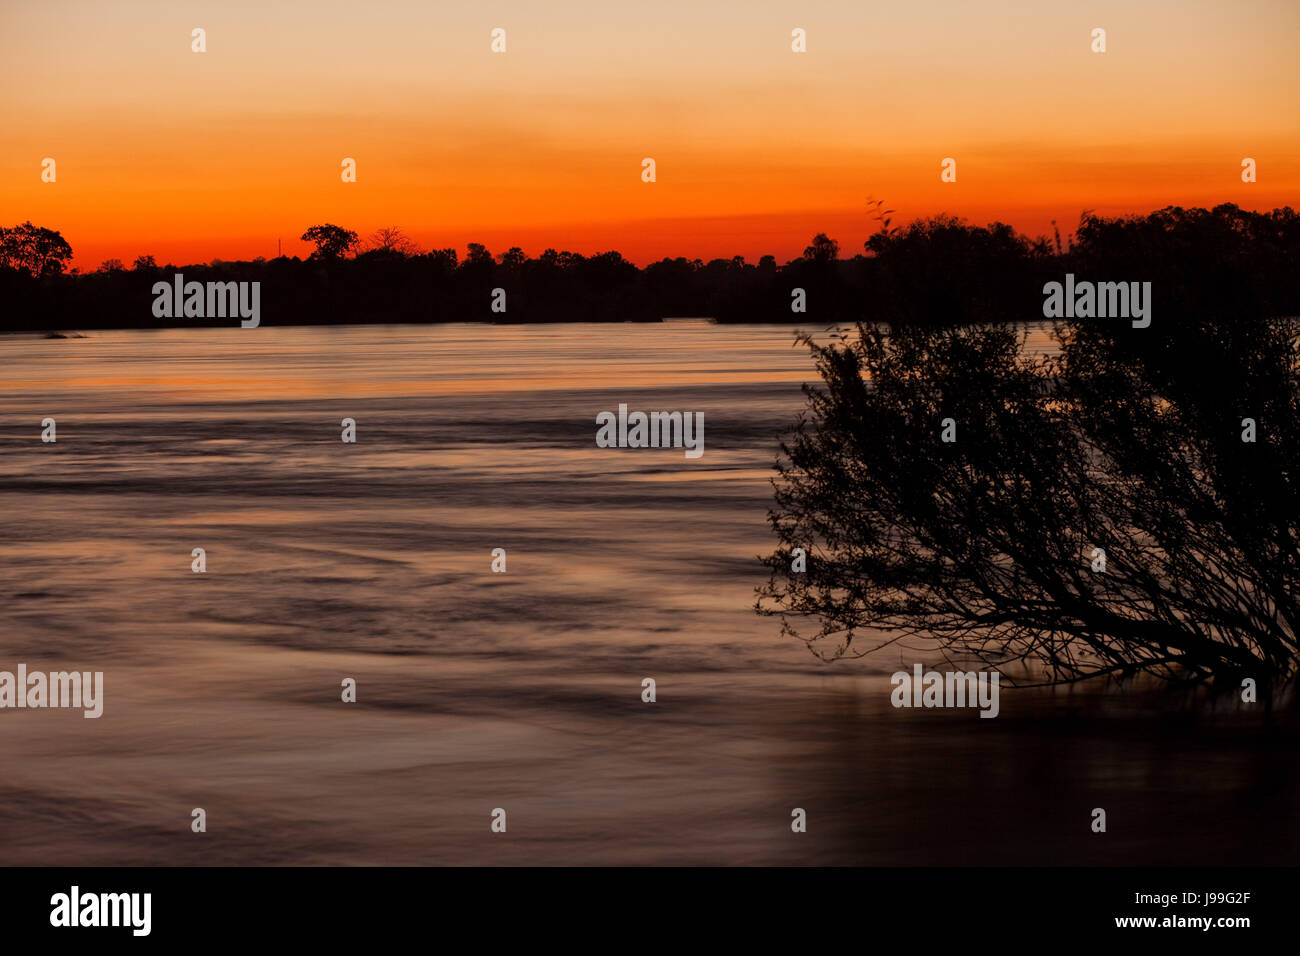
(2, 205), (1297, 331)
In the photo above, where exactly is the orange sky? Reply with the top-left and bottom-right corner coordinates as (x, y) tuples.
(2, 0), (1297, 269)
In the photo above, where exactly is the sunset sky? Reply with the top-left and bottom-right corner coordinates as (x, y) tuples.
(3, 0), (1297, 269)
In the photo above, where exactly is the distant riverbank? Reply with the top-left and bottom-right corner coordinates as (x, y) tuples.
(5, 204), (1296, 333)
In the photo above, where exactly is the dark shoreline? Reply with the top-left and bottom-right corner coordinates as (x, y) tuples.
(5, 204), (1297, 333)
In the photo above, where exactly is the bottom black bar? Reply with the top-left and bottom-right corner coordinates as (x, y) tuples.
(1, 866), (1288, 942)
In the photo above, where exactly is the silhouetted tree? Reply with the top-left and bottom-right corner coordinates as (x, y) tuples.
(758, 317), (1300, 696)
(860, 216), (1043, 326)
(803, 233), (839, 262)
(366, 227), (419, 256)
(301, 223), (359, 260)
(0, 222), (73, 277)
(1072, 204), (1300, 323)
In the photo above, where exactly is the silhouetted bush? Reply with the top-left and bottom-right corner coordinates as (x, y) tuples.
(758, 314), (1300, 697)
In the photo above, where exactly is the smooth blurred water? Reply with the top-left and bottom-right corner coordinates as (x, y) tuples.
(0, 321), (1295, 865)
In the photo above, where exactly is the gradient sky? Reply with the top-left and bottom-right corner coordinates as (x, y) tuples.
(2, 0), (1297, 269)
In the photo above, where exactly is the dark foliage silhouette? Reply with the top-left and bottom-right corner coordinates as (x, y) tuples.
(757, 314), (1300, 697)
(2, 205), (1296, 332)
(0, 222), (74, 278)
(301, 223), (360, 260)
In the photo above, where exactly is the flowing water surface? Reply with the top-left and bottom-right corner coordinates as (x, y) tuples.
(1, 322), (1294, 864)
